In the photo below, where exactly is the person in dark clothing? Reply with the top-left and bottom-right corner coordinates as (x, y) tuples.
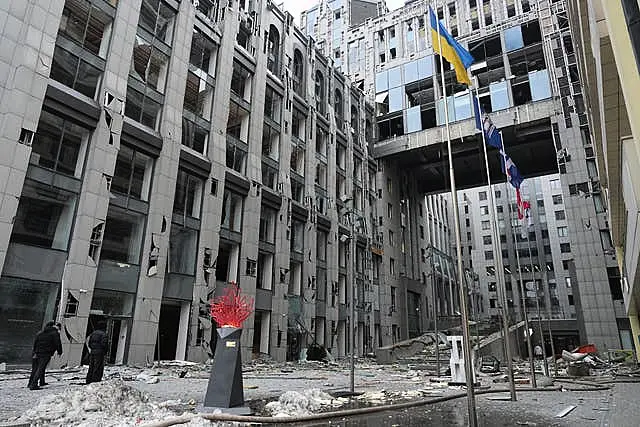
(37, 322), (62, 386)
(28, 321), (63, 390)
(85, 321), (109, 384)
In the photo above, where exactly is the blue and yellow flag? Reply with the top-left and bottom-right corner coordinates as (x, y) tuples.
(429, 6), (474, 85)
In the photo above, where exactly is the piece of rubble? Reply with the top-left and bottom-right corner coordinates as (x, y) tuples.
(555, 405), (577, 418)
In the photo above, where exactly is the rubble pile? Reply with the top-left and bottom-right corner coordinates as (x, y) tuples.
(264, 389), (343, 417)
(14, 380), (176, 426)
(551, 345), (640, 378)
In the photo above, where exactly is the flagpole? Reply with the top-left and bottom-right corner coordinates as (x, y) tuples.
(496, 131), (517, 399)
(435, 4), (477, 425)
(511, 190), (537, 386)
(474, 82), (520, 396)
(526, 228), (549, 376)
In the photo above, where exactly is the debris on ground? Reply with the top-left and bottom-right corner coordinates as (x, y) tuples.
(555, 405), (577, 418)
(14, 380), (176, 426)
(263, 389), (343, 416)
(375, 332), (450, 371)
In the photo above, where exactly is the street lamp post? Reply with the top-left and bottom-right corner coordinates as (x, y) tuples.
(349, 211), (356, 394)
(340, 196), (359, 394)
(427, 245), (440, 375)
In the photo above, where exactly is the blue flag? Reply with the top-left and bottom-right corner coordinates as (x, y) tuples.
(473, 96), (524, 189)
(473, 96), (502, 149)
(500, 150), (524, 189)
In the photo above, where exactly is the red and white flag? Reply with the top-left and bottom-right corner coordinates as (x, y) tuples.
(516, 188), (533, 237)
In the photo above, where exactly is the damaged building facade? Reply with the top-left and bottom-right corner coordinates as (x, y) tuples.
(565, 0), (640, 359)
(0, 0), (444, 366)
(453, 174), (618, 353)
(303, 0), (630, 353)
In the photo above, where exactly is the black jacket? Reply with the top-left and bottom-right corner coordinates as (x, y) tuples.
(33, 326), (62, 357)
(87, 329), (109, 355)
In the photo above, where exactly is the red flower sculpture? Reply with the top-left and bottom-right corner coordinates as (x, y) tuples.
(210, 282), (254, 328)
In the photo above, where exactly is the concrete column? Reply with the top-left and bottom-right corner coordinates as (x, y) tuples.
(128, 0), (195, 365)
(58, 0), (142, 366)
(0, 0), (64, 274)
(187, 4), (239, 362)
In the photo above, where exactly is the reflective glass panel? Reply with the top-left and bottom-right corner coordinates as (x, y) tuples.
(529, 69), (552, 100)
(418, 56), (434, 79)
(504, 26), (524, 51)
(388, 66), (402, 88)
(453, 92), (472, 120)
(388, 86), (403, 112)
(490, 81), (510, 111)
(405, 106), (421, 133)
(375, 70), (388, 92)
(404, 60), (419, 84)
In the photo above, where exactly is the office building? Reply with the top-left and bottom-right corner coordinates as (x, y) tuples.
(567, 0), (640, 356)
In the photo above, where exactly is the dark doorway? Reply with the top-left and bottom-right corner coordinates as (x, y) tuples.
(155, 303), (180, 360)
(252, 311), (263, 357)
(286, 330), (302, 361)
(407, 291), (422, 338)
(83, 314), (127, 365)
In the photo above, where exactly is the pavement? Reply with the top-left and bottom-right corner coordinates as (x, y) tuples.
(0, 359), (639, 426)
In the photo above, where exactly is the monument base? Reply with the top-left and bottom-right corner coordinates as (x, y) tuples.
(197, 405), (253, 415)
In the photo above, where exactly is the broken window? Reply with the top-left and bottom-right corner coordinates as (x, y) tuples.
(261, 123), (280, 162)
(317, 230), (328, 262)
(190, 28), (217, 75)
(184, 71), (214, 119)
(31, 110), (89, 177)
(267, 25), (280, 75)
(65, 292), (79, 316)
(88, 223), (104, 262)
(51, 45), (102, 99)
(316, 128), (327, 157)
(112, 145), (153, 200)
(101, 206), (145, 264)
(125, 84), (162, 130)
(182, 117), (208, 155)
(293, 49), (304, 96)
(290, 143), (305, 176)
(259, 206), (277, 243)
(221, 189), (244, 232)
(226, 100), (250, 143)
(315, 70), (325, 114)
(230, 61), (252, 101)
(246, 258), (257, 276)
(262, 163), (277, 190)
(334, 89), (343, 124)
(130, 34), (170, 94)
(291, 108), (305, 140)
(291, 179), (304, 203)
(168, 224), (198, 275)
(315, 163), (327, 187)
(290, 219), (305, 253)
(257, 252), (274, 290)
(11, 179), (78, 251)
(173, 169), (203, 219)
(226, 140), (247, 174)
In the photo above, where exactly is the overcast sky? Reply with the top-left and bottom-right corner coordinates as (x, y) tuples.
(278, 0), (405, 27)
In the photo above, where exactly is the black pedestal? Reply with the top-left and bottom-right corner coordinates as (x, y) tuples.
(203, 327), (247, 410)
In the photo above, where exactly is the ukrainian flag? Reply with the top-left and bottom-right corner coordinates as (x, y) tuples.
(429, 6), (474, 85)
